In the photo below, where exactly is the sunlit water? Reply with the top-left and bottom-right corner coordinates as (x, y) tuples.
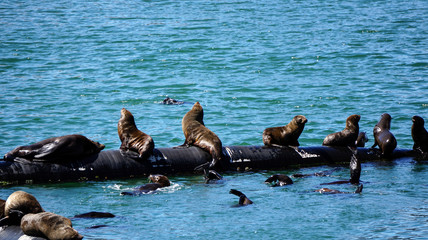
(0, 0), (427, 239)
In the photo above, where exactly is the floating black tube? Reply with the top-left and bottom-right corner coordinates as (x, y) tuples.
(0, 145), (422, 185)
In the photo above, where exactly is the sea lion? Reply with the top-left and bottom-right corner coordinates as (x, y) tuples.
(371, 113), (397, 157)
(411, 116), (428, 154)
(315, 184), (363, 194)
(203, 169), (223, 184)
(321, 148), (361, 185)
(0, 191), (44, 226)
(21, 212), (83, 240)
(73, 211), (115, 218)
(356, 132), (369, 147)
(322, 114), (360, 147)
(118, 108), (154, 159)
(229, 189), (253, 206)
(292, 168), (339, 178)
(264, 174), (293, 186)
(3, 134), (105, 161)
(162, 97), (192, 105)
(121, 174), (170, 195)
(181, 102), (224, 170)
(262, 115), (308, 147)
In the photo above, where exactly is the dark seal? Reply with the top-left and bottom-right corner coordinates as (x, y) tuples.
(3, 134), (105, 161)
(264, 174), (293, 186)
(262, 115), (308, 147)
(315, 184), (363, 194)
(229, 189), (253, 206)
(121, 174), (171, 195)
(0, 191), (44, 226)
(411, 115), (428, 154)
(371, 113), (397, 157)
(322, 114), (360, 147)
(322, 148), (361, 185)
(162, 97), (192, 105)
(182, 102), (224, 169)
(204, 169), (223, 184)
(118, 108), (154, 159)
(21, 212), (83, 240)
(73, 211), (115, 218)
(356, 132), (369, 147)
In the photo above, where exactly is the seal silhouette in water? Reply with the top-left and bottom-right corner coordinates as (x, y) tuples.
(356, 132), (369, 147)
(121, 174), (170, 195)
(292, 168), (339, 178)
(3, 134), (105, 161)
(411, 115), (428, 154)
(371, 113), (397, 157)
(73, 211), (115, 218)
(0, 191), (44, 226)
(203, 169), (223, 184)
(118, 108), (154, 159)
(264, 174), (293, 186)
(229, 189), (253, 206)
(321, 148), (361, 185)
(323, 114), (360, 147)
(181, 102), (224, 170)
(263, 115), (308, 147)
(315, 184), (363, 194)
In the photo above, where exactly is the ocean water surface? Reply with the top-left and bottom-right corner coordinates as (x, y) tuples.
(0, 0), (427, 239)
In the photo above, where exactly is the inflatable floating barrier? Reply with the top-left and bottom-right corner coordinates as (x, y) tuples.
(0, 145), (422, 185)
(0, 225), (45, 240)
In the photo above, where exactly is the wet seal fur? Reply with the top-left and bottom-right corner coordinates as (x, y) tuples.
(121, 174), (170, 195)
(321, 147), (361, 185)
(411, 116), (428, 154)
(263, 115), (308, 147)
(21, 212), (83, 240)
(371, 113), (397, 157)
(0, 191), (44, 226)
(264, 174), (293, 186)
(292, 168), (339, 178)
(181, 102), (224, 170)
(204, 169), (223, 184)
(323, 114), (360, 147)
(229, 189), (253, 206)
(3, 134), (105, 162)
(356, 132), (369, 147)
(315, 184), (363, 194)
(118, 108), (154, 159)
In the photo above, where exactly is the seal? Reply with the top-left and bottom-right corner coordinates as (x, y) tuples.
(229, 189), (253, 206)
(411, 115), (428, 154)
(0, 191), (44, 226)
(181, 102), (224, 170)
(118, 108), (154, 159)
(321, 148), (361, 185)
(162, 97), (192, 105)
(262, 115), (308, 147)
(3, 134), (105, 161)
(21, 212), (83, 240)
(121, 174), (170, 195)
(292, 168), (339, 178)
(73, 211), (115, 218)
(204, 169), (223, 184)
(0, 199), (5, 219)
(371, 113), (397, 157)
(315, 184), (363, 194)
(264, 174), (293, 186)
(356, 132), (369, 147)
(322, 114), (360, 147)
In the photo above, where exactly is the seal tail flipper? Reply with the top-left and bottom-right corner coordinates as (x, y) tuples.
(229, 189), (253, 205)
(355, 184), (363, 194)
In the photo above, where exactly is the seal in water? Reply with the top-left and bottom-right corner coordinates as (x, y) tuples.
(203, 169), (223, 184)
(162, 97), (192, 105)
(315, 184), (363, 194)
(262, 115), (308, 147)
(3, 134), (105, 161)
(356, 132), (369, 147)
(181, 102), (224, 170)
(292, 168), (339, 178)
(321, 147), (361, 185)
(0, 191), (44, 226)
(118, 108), (154, 159)
(229, 189), (253, 206)
(322, 114), (360, 147)
(73, 211), (115, 218)
(411, 115), (428, 154)
(371, 113), (397, 157)
(21, 212), (83, 240)
(121, 174), (170, 195)
(264, 174), (293, 186)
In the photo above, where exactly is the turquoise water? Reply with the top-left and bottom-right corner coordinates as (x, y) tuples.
(1, 0), (427, 239)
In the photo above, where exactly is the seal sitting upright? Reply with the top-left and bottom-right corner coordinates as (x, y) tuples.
(181, 102), (224, 170)
(322, 114), (360, 147)
(371, 113), (397, 157)
(411, 115), (428, 154)
(262, 115), (307, 147)
(3, 134), (105, 161)
(118, 108), (154, 159)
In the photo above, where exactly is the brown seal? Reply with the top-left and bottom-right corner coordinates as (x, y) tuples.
(355, 132), (369, 147)
(21, 212), (83, 240)
(229, 189), (253, 206)
(371, 113), (397, 156)
(322, 114), (360, 147)
(264, 174), (293, 186)
(121, 174), (170, 195)
(262, 115), (308, 147)
(182, 102), (224, 169)
(0, 191), (44, 226)
(3, 134), (105, 161)
(411, 115), (428, 154)
(118, 108), (154, 159)
(315, 184), (363, 194)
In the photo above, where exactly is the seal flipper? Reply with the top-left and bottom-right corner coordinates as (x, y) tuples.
(229, 189), (253, 206)
(354, 184), (363, 193)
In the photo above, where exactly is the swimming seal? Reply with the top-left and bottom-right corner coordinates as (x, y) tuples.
(162, 97), (192, 105)
(411, 116), (428, 154)
(229, 189), (253, 206)
(292, 168), (339, 178)
(264, 174), (293, 186)
(262, 115), (308, 147)
(21, 212), (83, 240)
(0, 191), (44, 226)
(371, 113), (397, 157)
(322, 114), (360, 147)
(181, 102), (224, 170)
(74, 211), (115, 218)
(3, 134), (105, 161)
(321, 148), (361, 185)
(356, 132), (369, 147)
(203, 169), (223, 184)
(118, 108), (154, 159)
(121, 174), (170, 195)
(315, 184), (363, 194)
